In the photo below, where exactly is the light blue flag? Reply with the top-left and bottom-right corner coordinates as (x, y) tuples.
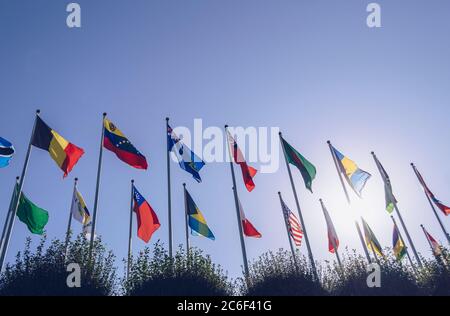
(0, 137), (15, 168)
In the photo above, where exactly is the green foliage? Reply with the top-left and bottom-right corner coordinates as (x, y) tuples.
(242, 249), (327, 296)
(0, 233), (117, 296)
(123, 241), (233, 296)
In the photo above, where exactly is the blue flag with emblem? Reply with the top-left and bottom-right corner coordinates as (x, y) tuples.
(0, 137), (15, 168)
(167, 124), (205, 183)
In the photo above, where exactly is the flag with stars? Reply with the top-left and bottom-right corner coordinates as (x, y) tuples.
(103, 118), (148, 169)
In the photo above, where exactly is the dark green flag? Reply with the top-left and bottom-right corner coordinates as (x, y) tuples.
(17, 192), (49, 235)
(280, 136), (317, 192)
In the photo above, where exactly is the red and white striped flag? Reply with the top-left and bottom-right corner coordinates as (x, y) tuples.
(280, 197), (303, 246)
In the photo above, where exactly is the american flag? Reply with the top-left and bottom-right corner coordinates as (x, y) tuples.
(281, 198), (303, 247)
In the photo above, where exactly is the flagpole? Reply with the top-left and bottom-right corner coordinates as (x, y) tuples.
(390, 215), (416, 272)
(225, 125), (250, 278)
(0, 110), (40, 271)
(327, 140), (371, 264)
(319, 199), (342, 269)
(127, 179), (134, 281)
(0, 177), (19, 256)
(370, 152), (422, 267)
(353, 221), (371, 265)
(182, 183), (190, 256)
(64, 177), (78, 259)
(279, 132), (318, 281)
(277, 192), (298, 269)
(166, 117), (173, 258)
(89, 112), (106, 262)
(411, 163), (450, 245)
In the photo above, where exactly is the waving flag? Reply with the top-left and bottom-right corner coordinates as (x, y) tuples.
(184, 188), (215, 240)
(227, 130), (257, 192)
(0, 137), (15, 168)
(362, 218), (383, 257)
(373, 154), (397, 213)
(167, 125), (205, 182)
(103, 118), (148, 170)
(280, 136), (316, 192)
(423, 227), (442, 256)
(321, 201), (339, 254)
(280, 196), (303, 246)
(17, 191), (49, 235)
(392, 225), (406, 261)
(413, 166), (449, 216)
(331, 145), (371, 197)
(31, 116), (84, 177)
(132, 185), (160, 243)
(238, 197), (261, 238)
(70, 188), (91, 225)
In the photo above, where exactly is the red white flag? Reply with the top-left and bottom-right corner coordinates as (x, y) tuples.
(423, 227), (442, 256)
(238, 197), (261, 238)
(321, 202), (339, 253)
(227, 130), (257, 192)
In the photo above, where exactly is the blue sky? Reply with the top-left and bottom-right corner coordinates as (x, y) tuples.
(0, 0), (449, 280)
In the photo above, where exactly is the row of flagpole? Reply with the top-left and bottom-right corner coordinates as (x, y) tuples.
(0, 110), (448, 277)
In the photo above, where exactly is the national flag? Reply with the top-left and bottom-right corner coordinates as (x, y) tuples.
(184, 188), (215, 240)
(17, 191), (49, 235)
(423, 227), (442, 256)
(0, 137), (15, 168)
(331, 145), (371, 197)
(70, 188), (91, 225)
(280, 196), (303, 246)
(227, 130), (257, 192)
(280, 136), (316, 192)
(361, 218), (383, 257)
(132, 185), (161, 243)
(103, 118), (148, 170)
(322, 202), (339, 253)
(31, 116), (84, 177)
(167, 125), (205, 182)
(413, 166), (450, 216)
(237, 197), (261, 238)
(392, 225), (406, 261)
(373, 154), (397, 213)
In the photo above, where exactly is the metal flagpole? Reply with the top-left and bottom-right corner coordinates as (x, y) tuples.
(0, 110), (40, 271)
(89, 112), (106, 263)
(64, 177), (78, 259)
(279, 132), (318, 281)
(411, 163), (450, 245)
(127, 180), (134, 281)
(183, 183), (190, 256)
(277, 192), (299, 269)
(166, 117), (173, 258)
(319, 199), (342, 269)
(0, 177), (19, 256)
(225, 125), (250, 278)
(327, 140), (372, 264)
(391, 215), (416, 272)
(355, 221), (372, 264)
(370, 152), (422, 267)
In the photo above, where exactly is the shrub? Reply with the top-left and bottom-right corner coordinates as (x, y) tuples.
(0, 233), (117, 296)
(124, 242), (233, 296)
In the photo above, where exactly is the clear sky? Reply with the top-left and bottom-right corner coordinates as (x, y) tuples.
(0, 0), (449, 280)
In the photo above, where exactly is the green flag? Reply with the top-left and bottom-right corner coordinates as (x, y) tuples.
(17, 192), (49, 235)
(280, 136), (316, 192)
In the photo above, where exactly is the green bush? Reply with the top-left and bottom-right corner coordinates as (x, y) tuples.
(242, 249), (327, 296)
(124, 242), (233, 296)
(0, 233), (117, 296)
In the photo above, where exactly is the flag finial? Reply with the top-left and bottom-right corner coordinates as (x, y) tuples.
(36, 109), (41, 115)
(224, 124), (228, 128)
(326, 140), (331, 144)
(103, 112), (107, 117)
(131, 179), (134, 184)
